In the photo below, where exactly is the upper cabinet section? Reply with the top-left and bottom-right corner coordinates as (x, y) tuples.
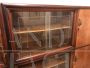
(11, 11), (74, 51)
(0, 4), (77, 59)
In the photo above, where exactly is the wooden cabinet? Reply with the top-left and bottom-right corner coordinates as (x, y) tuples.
(0, 4), (90, 68)
(4, 4), (90, 68)
(0, 4), (84, 68)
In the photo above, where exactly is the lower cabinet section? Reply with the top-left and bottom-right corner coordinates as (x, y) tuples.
(43, 53), (69, 68)
(18, 60), (42, 68)
(17, 53), (70, 68)
(74, 45), (90, 68)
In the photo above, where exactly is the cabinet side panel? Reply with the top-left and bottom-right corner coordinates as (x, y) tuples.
(74, 9), (90, 68)
(76, 9), (90, 47)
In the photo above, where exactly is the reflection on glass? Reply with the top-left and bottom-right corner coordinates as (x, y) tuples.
(12, 11), (73, 59)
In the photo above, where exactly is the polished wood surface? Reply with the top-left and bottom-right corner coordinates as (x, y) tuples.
(76, 9), (90, 47)
(0, 29), (5, 67)
(74, 45), (90, 68)
(0, 29), (3, 63)
(0, 30), (2, 43)
(74, 9), (90, 68)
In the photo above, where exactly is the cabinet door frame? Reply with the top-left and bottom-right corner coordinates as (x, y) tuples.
(3, 4), (77, 49)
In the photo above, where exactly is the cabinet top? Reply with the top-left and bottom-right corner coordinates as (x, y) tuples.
(1, 3), (90, 9)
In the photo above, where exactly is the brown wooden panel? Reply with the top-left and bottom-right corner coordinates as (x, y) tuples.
(0, 29), (5, 65)
(0, 30), (1, 42)
(76, 9), (90, 47)
(74, 45), (90, 68)
(0, 29), (3, 63)
(74, 9), (90, 68)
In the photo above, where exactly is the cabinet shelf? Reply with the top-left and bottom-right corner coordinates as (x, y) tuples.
(15, 46), (72, 65)
(46, 60), (65, 68)
(13, 25), (70, 34)
(19, 15), (70, 18)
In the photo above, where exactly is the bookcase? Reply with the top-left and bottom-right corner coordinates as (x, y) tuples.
(0, 4), (78, 68)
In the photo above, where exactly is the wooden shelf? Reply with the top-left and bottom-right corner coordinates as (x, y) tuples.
(46, 60), (65, 68)
(14, 25), (70, 34)
(19, 15), (70, 18)
(15, 46), (73, 65)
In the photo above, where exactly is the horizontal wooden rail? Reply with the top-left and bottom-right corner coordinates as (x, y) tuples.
(15, 46), (73, 65)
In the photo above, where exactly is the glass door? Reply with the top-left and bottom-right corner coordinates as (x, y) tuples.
(11, 11), (73, 59)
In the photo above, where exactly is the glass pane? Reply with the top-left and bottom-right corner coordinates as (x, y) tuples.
(12, 11), (73, 59)
(12, 12), (46, 50)
(43, 53), (69, 68)
(50, 12), (73, 49)
(18, 53), (70, 68)
(12, 12), (46, 59)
